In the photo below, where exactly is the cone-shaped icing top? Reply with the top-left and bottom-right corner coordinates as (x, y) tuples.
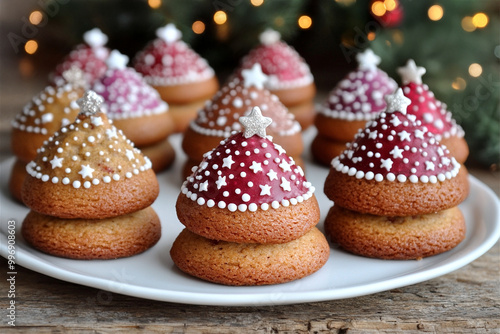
(398, 59), (464, 141)
(319, 49), (397, 121)
(133, 23), (215, 86)
(51, 28), (110, 86)
(12, 67), (86, 136)
(190, 63), (301, 138)
(331, 88), (461, 184)
(25, 90), (153, 190)
(238, 29), (313, 90)
(181, 107), (314, 212)
(92, 50), (168, 119)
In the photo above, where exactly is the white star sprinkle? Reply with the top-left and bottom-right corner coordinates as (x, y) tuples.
(274, 143), (286, 155)
(259, 184), (272, 196)
(249, 161), (263, 173)
(83, 28), (108, 48)
(125, 149), (135, 161)
(62, 66), (86, 88)
(77, 90), (104, 115)
(397, 59), (426, 85)
(280, 177), (291, 192)
(414, 129), (425, 139)
(356, 48), (381, 71)
(425, 161), (435, 171)
(398, 130), (411, 142)
(106, 127), (118, 139)
(215, 175), (227, 189)
(241, 63), (268, 89)
(91, 116), (104, 127)
(389, 115), (402, 127)
(380, 158), (394, 171)
(239, 106), (272, 138)
(389, 146), (404, 159)
(106, 50), (129, 70)
(368, 130), (378, 140)
(50, 156), (64, 169)
(156, 23), (182, 43)
(259, 28), (281, 45)
(267, 169), (278, 181)
(199, 180), (209, 192)
(78, 164), (95, 179)
(222, 155), (235, 169)
(279, 160), (292, 172)
(385, 88), (411, 115)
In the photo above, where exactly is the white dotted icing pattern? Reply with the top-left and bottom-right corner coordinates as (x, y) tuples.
(52, 44), (109, 86)
(240, 41), (313, 90)
(331, 110), (461, 184)
(403, 82), (464, 141)
(11, 84), (81, 135)
(134, 39), (215, 86)
(26, 113), (152, 189)
(181, 132), (314, 212)
(190, 77), (301, 137)
(92, 67), (168, 119)
(318, 68), (397, 121)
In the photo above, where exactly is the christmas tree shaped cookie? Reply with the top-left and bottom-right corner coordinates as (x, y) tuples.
(134, 23), (219, 133)
(182, 63), (303, 178)
(398, 59), (469, 163)
(312, 49), (397, 165)
(9, 66), (86, 202)
(93, 50), (175, 172)
(171, 107), (329, 285)
(323, 89), (469, 259)
(50, 28), (110, 87)
(237, 29), (316, 129)
(21, 91), (161, 259)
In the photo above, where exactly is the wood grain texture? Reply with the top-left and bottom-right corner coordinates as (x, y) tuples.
(0, 238), (498, 333)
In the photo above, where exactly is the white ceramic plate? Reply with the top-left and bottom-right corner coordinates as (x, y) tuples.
(1, 132), (499, 306)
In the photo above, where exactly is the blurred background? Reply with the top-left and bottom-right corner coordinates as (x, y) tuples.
(1, 0), (499, 167)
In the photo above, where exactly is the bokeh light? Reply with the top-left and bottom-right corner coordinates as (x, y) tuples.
(214, 11), (227, 25)
(298, 15), (312, 29)
(468, 63), (482, 77)
(25, 40), (38, 54)
(428, 5), (444, 21)
(192, 21), (205, 34)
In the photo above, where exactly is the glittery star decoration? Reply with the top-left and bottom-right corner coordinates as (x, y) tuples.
(106, 50), (129, 70)
(384, 88), (411, 115)
(239, 106), (272, 138)
(241, 63), (268, 89)
(83, 28), (108, 48)
(77, 90), (104, 116)
(259, 28), (281, 45)
(62, 66), (86, 88)
(356, 49), (381, 71)
(157, 23), (182, 43)
(397, 59), (426, 85)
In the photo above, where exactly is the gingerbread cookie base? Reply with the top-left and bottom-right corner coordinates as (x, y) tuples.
(176, 194), (320, 243)
(311, 135), (347, 166)
(8, 159), (26, 203)
(22, 169), (159, 219)
(325, 205), (465, 260)
(170, 227), (329, 286)
(314, 114), (368, 142)
(140, 138), (176, 173)
(22, 207), (161, 260)
(440, 136), (469, 164)
(324, 166), (469, 216)
(111, 111), (174, 147)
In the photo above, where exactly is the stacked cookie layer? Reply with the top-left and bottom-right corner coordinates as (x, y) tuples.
(21, 91), (161, 260)
(323, 89), (469, 260)
(171, 107), (329, 285)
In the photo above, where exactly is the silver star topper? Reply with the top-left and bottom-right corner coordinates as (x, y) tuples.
(259, 28), (281, 45)
(62, 65), (86, 88)
(356, 48), (381, 71)
(397, 59), (426, 85)
(77, 90), (104, 116)
(241, 63), (268, 89)
(239, 106), (272, 138)
(385, 88), (411, 115)
(157, 23), (182, 43)
(83, 28), (108, 48)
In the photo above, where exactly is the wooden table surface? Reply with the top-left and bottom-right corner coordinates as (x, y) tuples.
(1, 51), (499, 334)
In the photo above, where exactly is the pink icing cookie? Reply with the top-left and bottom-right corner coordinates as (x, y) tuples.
(239, 29), (313, 90)
(319, 49), (397, 121)
(133, 24), (215, 86)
